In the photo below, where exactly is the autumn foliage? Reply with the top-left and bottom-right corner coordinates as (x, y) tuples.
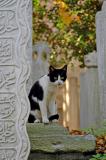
(71, 129), (106, 154)
(96, 135), (106, 154)
(33, 0), (101, 66)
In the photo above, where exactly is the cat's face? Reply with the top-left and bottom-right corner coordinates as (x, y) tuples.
(49, 65), (67, 86)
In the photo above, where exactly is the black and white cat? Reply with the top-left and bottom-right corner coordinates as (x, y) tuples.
(28, 65), (67, 124)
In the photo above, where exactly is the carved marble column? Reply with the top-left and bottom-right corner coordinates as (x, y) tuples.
(0, 0), (31, 160)
(96, 0), (106, 122)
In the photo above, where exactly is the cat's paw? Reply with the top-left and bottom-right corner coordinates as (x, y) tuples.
(34, 119), (41, 123)
(52, 119), (58, 123)
(42, 118), (49, 124)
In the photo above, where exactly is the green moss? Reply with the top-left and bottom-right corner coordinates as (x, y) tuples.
(27, 123), (95, 153)
(82, 122), (106, 137)
(27, 123), (69, 136)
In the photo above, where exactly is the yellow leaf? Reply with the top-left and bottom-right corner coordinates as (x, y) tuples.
(54, 0), (68, 9)
(58, 9), (72, 25)
(71, 15), (81, 23)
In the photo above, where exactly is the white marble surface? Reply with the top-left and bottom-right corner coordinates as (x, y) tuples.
(0, 0), (31, 159)
(80, 53), (100, 128)
(32, 41), (51, 83)
(96, 1), (106, 121)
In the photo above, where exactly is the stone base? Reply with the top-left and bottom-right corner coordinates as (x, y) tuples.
(27, 123), (95, 160)
(29, 152), (94, 160)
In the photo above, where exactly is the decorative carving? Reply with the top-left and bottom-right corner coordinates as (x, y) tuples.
(0, 93), (16, 119)
(17, 64), (30, 160)
(0, 38), (14, 64)
(16, 0), (31, 159)
(0, 0), (31, 159)
(0, 149), (16, 160)
(0, 10), (17, 34)
(0, 120), (17, 144)
(0, 0), (17, 8)
(0, 68), (16, 90)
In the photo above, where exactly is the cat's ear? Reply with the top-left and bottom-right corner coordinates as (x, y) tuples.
(62, 65), (67, 71)
(49, 66), (55, 72)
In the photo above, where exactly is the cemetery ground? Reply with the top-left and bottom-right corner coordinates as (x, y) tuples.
(27, 122), (106, 160)
(71, 122), (106, 160)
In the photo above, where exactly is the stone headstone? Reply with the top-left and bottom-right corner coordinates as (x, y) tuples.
(96, 1), (106, 122)
(26, 0), (32, 94)
(32, 41), (51, 83)
(84, 51), (97, 67)
(98, 0), (104, 4)
(80, 52), (100, 128)
(0, 0), (31, 160)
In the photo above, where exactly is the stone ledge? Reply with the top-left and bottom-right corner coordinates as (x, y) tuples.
(28, 152), (95, 160)
(27, 123), (95, 160)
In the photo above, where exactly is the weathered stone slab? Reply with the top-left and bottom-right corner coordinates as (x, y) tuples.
(27, 123), (95, 160)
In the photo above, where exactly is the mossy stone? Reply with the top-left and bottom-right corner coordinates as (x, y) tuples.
(27, 123), (95, 153)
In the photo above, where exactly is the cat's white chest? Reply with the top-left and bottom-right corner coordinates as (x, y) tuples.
(48, 84), (56, 93)
(47, 85), (56, 101)
(39, 75), (57, 105)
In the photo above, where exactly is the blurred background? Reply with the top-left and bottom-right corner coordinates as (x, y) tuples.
(31, 0), (101, 132)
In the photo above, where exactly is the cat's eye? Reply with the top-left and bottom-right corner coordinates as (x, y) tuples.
(61, 77), (64, 80)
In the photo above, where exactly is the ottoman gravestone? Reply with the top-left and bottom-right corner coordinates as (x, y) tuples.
(80, 51), (100, 128)
(32, 41), (51, 83)
(96, 0), (106, 123)
(0, 0), (31, 160)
